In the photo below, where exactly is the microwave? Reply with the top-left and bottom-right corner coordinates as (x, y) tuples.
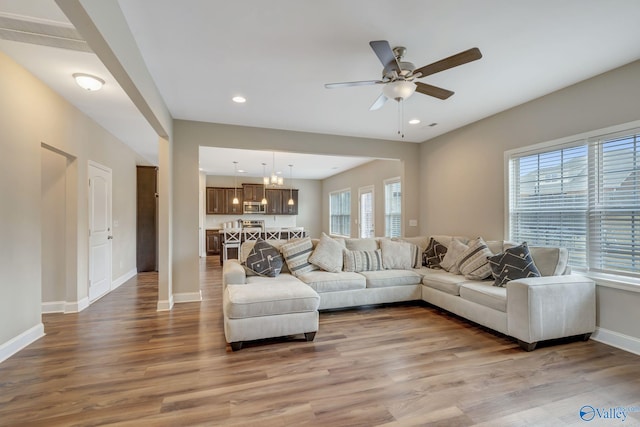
(243, 201), (266, 214)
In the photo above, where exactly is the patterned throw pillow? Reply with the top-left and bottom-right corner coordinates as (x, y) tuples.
(309, 232), (345, 272)
(343, 249), (383, 272)
(487, 242), (541, 287)
(457, 237), (494, 280)
(280, 237), (319, 277)
(243, 238), (283, 277)
(423, 238), (448, 268)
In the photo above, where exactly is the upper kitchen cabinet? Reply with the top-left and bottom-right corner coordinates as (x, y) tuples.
(265, 189), (282, 214)
(206, 187), (226, 214)
(242, 183), (264, 202)
(282, 189), (298, 215)
(225, 188), (243, 214)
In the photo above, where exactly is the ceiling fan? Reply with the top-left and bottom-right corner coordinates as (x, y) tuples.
(325, 40), (482, 111)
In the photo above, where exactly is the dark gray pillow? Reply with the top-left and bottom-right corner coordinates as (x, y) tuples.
(244, 238), (283, 277)
(423, 238), (447, 268)
(487, 242), (540, 287)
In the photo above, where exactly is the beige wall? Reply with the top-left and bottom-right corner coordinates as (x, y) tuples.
(0, 51), (139, 353)
(322, 159), (403, 237)
(172, 120), (421, 297)
(419, 59), (640, 343)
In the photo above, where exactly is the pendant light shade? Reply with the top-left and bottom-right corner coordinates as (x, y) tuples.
(288, 164), (294, 206)
(261, 163), (268, 205)
(232, 161), (239, 204)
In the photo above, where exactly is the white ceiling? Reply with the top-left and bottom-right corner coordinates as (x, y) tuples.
(2, 1), (640, 175)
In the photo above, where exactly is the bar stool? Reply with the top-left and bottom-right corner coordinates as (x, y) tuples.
(288, 227), (304, 239)
(265, 228), (281, 240)
(222, 228), (242, 262)
(242, 228), (262, 242)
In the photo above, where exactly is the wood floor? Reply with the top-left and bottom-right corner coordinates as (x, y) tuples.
(1, 257), (639, 426)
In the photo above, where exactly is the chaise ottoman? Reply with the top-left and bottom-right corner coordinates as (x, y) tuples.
(223, 272), (320, 351)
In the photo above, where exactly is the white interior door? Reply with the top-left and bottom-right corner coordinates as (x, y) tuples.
(88, 162), (112, 302)
(359, 186), (374, 238)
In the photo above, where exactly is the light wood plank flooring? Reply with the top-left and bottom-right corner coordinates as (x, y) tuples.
(1, 256), (639, 426)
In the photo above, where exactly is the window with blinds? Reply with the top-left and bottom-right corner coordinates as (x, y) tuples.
(509, 127), (640, 277)
(330, 189), (351, 237)
(385, 178), (401, 238)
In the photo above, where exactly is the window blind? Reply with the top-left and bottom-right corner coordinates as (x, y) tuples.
(330, 189), (351, 237)
(385, 180), (401, 238)
(509, 144), (588, 268)
(589, 132), (640, 275)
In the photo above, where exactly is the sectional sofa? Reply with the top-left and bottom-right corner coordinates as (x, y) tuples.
(222, 234), (595, 351)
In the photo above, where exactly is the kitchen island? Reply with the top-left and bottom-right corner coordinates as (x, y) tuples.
(217, 227), (307, 262)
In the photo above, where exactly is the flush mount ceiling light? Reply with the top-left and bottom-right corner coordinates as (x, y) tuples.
(408, 119), (421, 125)
(232, 96), (246, 103)
(73, 73), (104, 91)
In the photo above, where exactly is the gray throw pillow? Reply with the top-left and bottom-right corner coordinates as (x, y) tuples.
(243, 238), (283, 277)
(487, 242), (541, 287)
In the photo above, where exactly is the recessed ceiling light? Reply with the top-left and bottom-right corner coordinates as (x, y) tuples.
(73, 73), (104, 91)
(408, 119), (421, 125)
(237, 169), (247, 173)
(232, 96), (246, 103)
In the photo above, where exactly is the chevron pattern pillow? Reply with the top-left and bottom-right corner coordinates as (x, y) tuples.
(244, 238), (283, 277)
(487, 242), (541, 287)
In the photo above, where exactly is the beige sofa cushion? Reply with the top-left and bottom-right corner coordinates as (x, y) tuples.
(309, 232), (345, 272)
(360, 270), (422, 288)
(422, 269), (469, 296)
(380, 238), (415, 270)
(459, 282), (507, 312)
(225, 279), (320, 319)
(296, 270), (366, 293)
(439, 238), (468, 274)
(345, 238), (378, 251)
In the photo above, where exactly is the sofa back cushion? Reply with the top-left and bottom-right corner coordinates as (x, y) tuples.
(380, 238), (415, 270)
(345, 238), (378, 252)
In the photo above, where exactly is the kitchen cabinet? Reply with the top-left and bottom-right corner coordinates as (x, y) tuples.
(206, 187), (226, 214)
(264, 189), (298, 215)
(242, 183), (264, 202)
(206, 229), (221, 255)
(225, 188), (243, 214)
(281, 189), (298, 215)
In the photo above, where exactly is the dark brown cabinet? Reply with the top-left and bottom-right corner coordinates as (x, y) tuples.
(206, 185), (299, 215)
(225, 188), (243, 214)
(206, 229), (221, 255)
(263, 189), (299, 215)
(206, 187), (226, 214)
(242, 183), (264, 202)
(137, 166), (157, 272)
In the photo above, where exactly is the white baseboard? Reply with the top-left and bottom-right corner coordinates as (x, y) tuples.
(42, 301), (66, 314)
(112, 268), (137, 290)
(0, 323), (45, 364)
(65, 297), (89, 313)
(174, 291), (203, 304)
(157, 294), (174, 311)
(591, 327), (640, 356)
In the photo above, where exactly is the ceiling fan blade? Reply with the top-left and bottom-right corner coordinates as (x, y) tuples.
(369, 93), (388, 111)
(414, 47), (482, 78)
(369, 40), (401, 73)
(325, 80), (384, 89)
(415, 82), (454, 100)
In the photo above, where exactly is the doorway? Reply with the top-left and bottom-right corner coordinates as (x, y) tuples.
(359, 185), (375, 238)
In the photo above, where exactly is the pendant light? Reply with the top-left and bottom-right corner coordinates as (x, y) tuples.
(287, 164), (294, 206)
(232, 161), (239, 204)
(261, 163), (268, 205)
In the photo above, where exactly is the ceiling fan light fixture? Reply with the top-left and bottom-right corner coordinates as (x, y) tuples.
(382, 80), (416, 101)
(73, 73), (104, 91)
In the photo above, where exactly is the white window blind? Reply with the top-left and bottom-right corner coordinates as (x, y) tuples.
(330, 189), (351, 237)
(385, 179), (401, 238)
(509, 144), (588, 268)
(589, 132), (640, 275)
(509, 127), (640, 278)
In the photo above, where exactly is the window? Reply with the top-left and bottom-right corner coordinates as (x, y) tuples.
(330, 188), (351, 237)
(359, 186), (374, 238)
(384, 178), (401, 238)
(508, 127), (640, 277)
